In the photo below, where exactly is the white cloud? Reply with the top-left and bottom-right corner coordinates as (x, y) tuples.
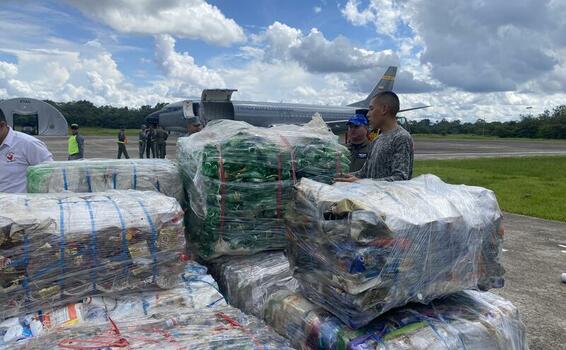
(341, 0), (566, 95)
(65, 0), (246, 46)
(313, 6), (322, 13)
(154, 34), (225, 96)
(341, 0), (404, 37)
(254, 22), (398, 73)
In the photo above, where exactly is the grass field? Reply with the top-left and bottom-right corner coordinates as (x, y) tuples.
(75, 127), (140, 136)
(414, 156), (566, 222)
(412, 133), (566, 142)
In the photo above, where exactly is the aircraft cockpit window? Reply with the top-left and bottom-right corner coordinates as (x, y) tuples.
(192, 102), (199, 116)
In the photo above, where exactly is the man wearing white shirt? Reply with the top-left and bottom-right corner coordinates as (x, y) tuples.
(0, 109), (53, 193)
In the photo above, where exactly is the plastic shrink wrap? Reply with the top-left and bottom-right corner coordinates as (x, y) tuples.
(287, 175), (505, 328)
(209, 252), (525, 350)
(210, 251), (299, 318)
(27, 159), (183, 202)
(0, 191), (186, 320)
(265, 290), (527, 350)
(11, 306), (295, 350)
(0, 261), (227, 348)
(177, 116), (349, 260)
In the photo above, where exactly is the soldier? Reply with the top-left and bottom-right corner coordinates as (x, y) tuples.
(117, 127), (130, 159)
(154, 126), (169, 159)
(336, 91), (414, 182)
(138, 124), (147, 158)
(146, 124), (157, 158)
(346, 114), (371, 173)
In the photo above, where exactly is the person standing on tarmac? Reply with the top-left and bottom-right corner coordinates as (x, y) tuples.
(0, 108), (53, 193)
(117, 127), (130, 159)
(335, 91), (414, 182)
(138, 124), (147, 158)
(154, 126), (168, 158)
(146, 124), (156, 158)
(68, 124), (85, 160)
(346, 114), (371, 173)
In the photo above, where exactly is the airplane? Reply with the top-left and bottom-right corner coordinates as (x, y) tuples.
(145, 66), (429, 134)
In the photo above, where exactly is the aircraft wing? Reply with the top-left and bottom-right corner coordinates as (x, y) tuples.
(324, 105), (431, 133)
(348, 66), (398, 108)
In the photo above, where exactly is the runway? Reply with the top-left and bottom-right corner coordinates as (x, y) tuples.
(38, 135), (566, 161)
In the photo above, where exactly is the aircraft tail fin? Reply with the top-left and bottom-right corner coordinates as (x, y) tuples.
(348, 66), (397, 108)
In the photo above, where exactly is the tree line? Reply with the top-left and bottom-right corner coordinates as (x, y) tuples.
(45, 100), (166, 129)
(45, 100), (566, 139)
(408, 105), (566, 139)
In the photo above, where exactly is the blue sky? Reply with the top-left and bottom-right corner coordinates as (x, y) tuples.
(1, 0), (565, 121)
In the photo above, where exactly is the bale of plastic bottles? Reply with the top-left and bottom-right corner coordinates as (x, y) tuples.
(27, 159), (183, 202)
(0, 190), (186, 319)
(177, 116), (349, 260)
(286, 175), (505, 328)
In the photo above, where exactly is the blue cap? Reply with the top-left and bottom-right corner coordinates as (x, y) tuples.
(347, 114), (368, 126)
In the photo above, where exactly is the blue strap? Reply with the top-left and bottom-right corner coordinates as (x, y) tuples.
(112, 169), (117, 189)
(62, 168), (69, 191)
(107, 196), (129, 278)
(132, 163), (138, 190)
(57, 199), (66, 299)
(137, 200), (158, 284)
(86, 168), (92, 192)
(156, 179), (161, 192)
(85, 200), (98, 292)
(22, 199), (31, 306)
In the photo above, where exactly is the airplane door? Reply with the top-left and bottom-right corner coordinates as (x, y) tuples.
(201, 89), (237, 123)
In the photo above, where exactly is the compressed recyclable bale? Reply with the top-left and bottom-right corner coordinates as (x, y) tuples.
(210, 251), (299, 319)
(287, 175), (505, 328)
(265, 291), (527, 350)
(27, 159), (183, 202)
(13, 306), (295, 350)
(177, 116), (349, 260)
(0, 191), (186, 320)
(0, 261), (226, 347)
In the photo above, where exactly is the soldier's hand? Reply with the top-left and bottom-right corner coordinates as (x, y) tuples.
(334, 174), (359, 183)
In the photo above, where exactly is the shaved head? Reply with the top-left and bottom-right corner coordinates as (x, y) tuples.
(372, 91), (400, 117)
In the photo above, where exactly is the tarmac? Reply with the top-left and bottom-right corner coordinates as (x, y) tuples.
(38, 135), (566, 161)
(36, 134), (566, 349)
(496, 213), (566, 350)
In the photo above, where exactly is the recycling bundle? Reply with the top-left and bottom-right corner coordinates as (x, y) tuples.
(286, 175), (506, 328)
(2, 262), (294, 350)
(27, 159), (183, 202)
(0, 191), (186, 319)
(211, 251), (526, 350)
(177, 117), (350, 260)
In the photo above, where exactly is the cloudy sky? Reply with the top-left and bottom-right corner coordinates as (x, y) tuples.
(1, 0), (565, 122)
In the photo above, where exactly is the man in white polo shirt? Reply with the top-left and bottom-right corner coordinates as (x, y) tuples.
(0, 109), (53, 193)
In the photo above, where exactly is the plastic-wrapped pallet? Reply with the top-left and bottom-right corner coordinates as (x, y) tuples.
(210, 251), (299, 318)
(0, 191), (186, 320)
(13, 306), (295, 350)
(0, 261), (227, 348)
(287, 175), (505, 328)
(177, 116), (349, 260)
(27, 159), (183, 202)
(265, 290), (527, 350)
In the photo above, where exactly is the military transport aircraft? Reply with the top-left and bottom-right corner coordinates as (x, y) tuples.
(146, 66), (429, 134)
